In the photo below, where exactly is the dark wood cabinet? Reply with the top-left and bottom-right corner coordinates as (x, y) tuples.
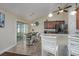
(76, 9), (79, 29)
(44, 21), (64, 29)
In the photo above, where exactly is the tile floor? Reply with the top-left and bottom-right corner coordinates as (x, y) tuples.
(7, 39), (41, 56)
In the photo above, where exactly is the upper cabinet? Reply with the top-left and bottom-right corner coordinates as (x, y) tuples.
(44, 21), (64, 29)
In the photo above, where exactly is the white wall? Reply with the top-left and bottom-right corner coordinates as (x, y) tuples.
(68, 4), (76, 34)
(68, 4), (79, 34)
(0, 7), (31, 54)
(68, 13), (76, 34)
(31, 13), (68, 33)
(0, 9), (17, 53)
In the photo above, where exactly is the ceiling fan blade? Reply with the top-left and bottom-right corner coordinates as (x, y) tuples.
(64, 5), (72, 9)
(57, 12), (60, 15)
(53, 7), (61, 13)
(64, 10), (68, 12)
(58, 6), (61, 10)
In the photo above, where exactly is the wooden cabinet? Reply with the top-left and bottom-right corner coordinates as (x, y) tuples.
(76, 9), (79, 29)
(44, 21), (64, 29)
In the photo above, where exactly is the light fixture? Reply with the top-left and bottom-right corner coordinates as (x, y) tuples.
(31, 23), (36, 26)
(59, 10), (64, 13)
(70, 10), (77, 15)
(70, 3), (77, 15)
(48, 13), (53, 17)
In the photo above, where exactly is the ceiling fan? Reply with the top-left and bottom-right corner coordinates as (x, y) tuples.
(53, 4), (72, 15)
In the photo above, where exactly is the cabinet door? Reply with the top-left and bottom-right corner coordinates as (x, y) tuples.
(76, 9), (79, 29)
(44, 22), (48, 29)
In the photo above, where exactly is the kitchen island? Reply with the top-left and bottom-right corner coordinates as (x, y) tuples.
(41, 34), (79, 56)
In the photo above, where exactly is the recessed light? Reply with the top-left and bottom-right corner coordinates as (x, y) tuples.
(48, 13), (53, 17)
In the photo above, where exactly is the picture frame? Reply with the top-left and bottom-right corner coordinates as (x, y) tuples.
(0, 12), (5, 28)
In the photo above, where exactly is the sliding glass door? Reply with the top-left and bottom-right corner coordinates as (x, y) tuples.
(17, 22), (28, 42)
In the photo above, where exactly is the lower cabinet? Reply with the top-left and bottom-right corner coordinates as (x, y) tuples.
(68, 36), (79, 56)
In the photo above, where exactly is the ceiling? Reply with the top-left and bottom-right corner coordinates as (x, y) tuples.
(0, 3), (71, 21)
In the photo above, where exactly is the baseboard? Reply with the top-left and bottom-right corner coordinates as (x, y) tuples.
(0, 43), (16, 54)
